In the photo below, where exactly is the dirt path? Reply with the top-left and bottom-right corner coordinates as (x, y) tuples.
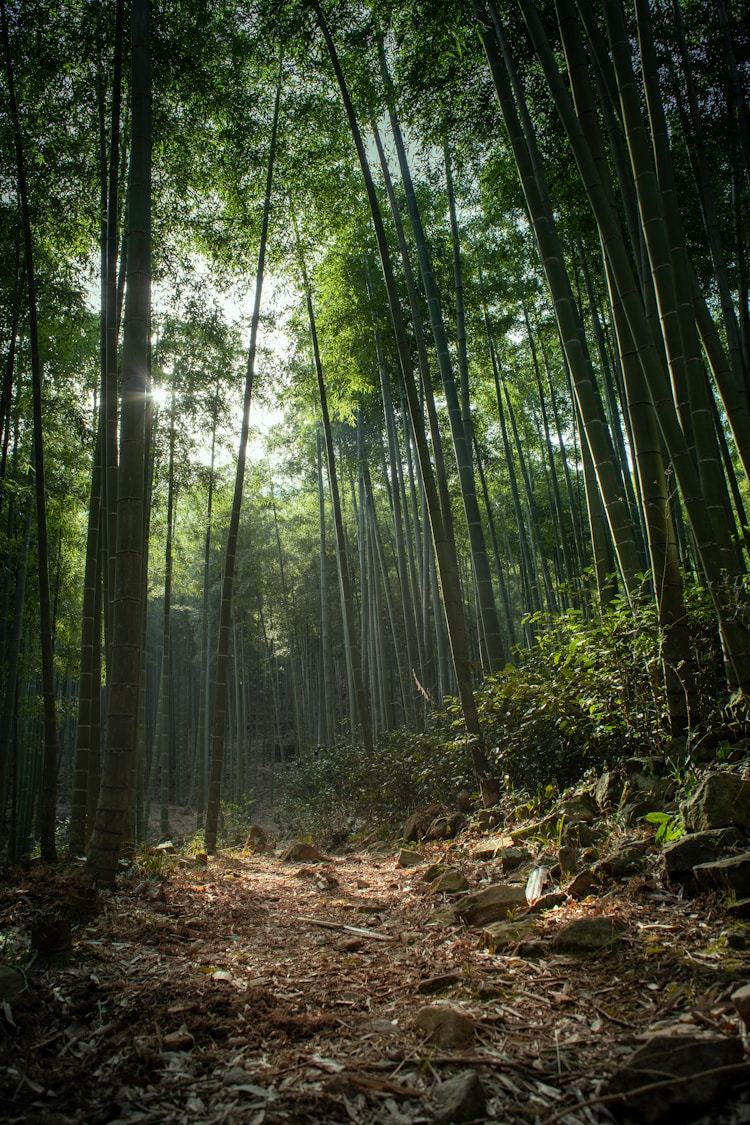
(2, 832), (750, 1124)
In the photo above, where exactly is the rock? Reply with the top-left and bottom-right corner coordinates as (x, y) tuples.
(551, 916), (623, 954)
(280, 842), (328, 863)
(471, 835), (515, 861)
(415, 1004), (475, 1049)
(727, 898), (750, 919)
(479, 919), (535, 951)
(684, 772), (750, 831)
(396, 848), (424, 868)
(595, 770), (624, 809)
(430, 904), (462, 926)
(426, 813), (465, 840)
(417, 973), (461, 995)
(423, 864), (449, 883)
(0, 965), (25, 1004)
(557, 792), (599, 823)
(602, 1028), (746, 1124)
(402, 804), (441, 842)
(731, 983), (750, 1029)
(431, 869), (470, 894)
(476, 809), (500, 831)
(30, 917), (72, 957)
(558, 845), (579, 875)
(619, 795), (663, 827)
(457, 883), (528, 926)
(566, 869), (598, 899)
(433, 1071), (486, 1123)
(456, 790), (473, 813)
(499, 845), (532, 872)
(661, 828), (742, 878)
(562, 821), (597, 847)
(479, 777), (501, 808)
(402, 813), (422, 842)
(596, 842), (649, 877)
(693, 852), (750, 899)
(246, 825), (269, 853)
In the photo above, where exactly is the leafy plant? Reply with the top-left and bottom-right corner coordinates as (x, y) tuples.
(644, 811), (684, 846)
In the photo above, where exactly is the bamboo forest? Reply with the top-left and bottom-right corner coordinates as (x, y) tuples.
(5, 0), (750, 1122)
(2, 0), (750, 870)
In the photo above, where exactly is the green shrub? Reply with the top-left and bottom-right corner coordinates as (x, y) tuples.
(276, 579), (726, 839)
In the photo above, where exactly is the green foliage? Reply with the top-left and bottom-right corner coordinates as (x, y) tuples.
(644, 811), (684, 847)
(218, 794), (257, 847)
(276, 729), (476, 843)
(277, 580), (728, 840)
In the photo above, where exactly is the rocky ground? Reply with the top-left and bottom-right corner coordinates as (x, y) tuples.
(4, 758), (750, 1123)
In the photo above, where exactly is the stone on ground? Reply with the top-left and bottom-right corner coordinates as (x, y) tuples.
(551, 916), (623, 954)
(457, 883), (528, 926)
(693, 852), (750, 899)
(684, 772), (750, 831)
(432, 1070), (486, 1123)
(414, 1004), (475, 1049)
(602, 1028), (746, 1124)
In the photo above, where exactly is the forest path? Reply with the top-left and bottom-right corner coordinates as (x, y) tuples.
(2, 831), (750, 1123)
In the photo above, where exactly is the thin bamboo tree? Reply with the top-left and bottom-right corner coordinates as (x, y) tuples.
(1, 0), (60, 862)
(86, 0), (152, 884)
(204, 72), (281, 855)
(313, 1), (496, 790)
(293, 229), (373, 754)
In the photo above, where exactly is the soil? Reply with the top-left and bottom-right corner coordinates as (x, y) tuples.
(2, 810), (750, 1124)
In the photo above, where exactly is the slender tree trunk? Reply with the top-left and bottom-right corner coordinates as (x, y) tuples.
(314, 3), (495, 787)
(204, 74), (280, 855)
(86, 0), (151, 884)
(2, 0), (59, 862)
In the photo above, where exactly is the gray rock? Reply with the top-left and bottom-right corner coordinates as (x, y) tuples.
(595, 770), (624, 809)
(280, 842), (328, 862)
(471, 834), (514, 861)
(457, 883), (528, 926)
(430, 904), (462, 926)
(499, 845), (532, 871)
(557, 792), (599, 823)
(562, 821), (597, 847)
(602, 1028), (746, 1124)
(732, 983), (750, 1029)
(426, 813), (465, 840)
(417, 974), (461, 996)
(558, 845), (579, 875)
(431, 869), (470, 894)
(415, 1005), (475, 1049)
(684, 772), (750, 831)
(401, 813), (422, 842)
(662, 828), (742, 877)
(402, 805), (441, 842)
(551, 916), (623, 954)
(433, 1071), (486, 1124)
(479, 919), (536, 951)
(0, 965), (25, 1004)
(693, 852), (750, 899)
(397, 848), (425, 868)
(596, 842), (649, 877)
(566, 869), (598, 899)
(423, 863), (449, 883)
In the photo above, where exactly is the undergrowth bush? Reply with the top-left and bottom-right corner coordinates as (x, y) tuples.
(276, 580), (726, 842)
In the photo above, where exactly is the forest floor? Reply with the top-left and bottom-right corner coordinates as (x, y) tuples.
(2, 804), (750, 1124)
